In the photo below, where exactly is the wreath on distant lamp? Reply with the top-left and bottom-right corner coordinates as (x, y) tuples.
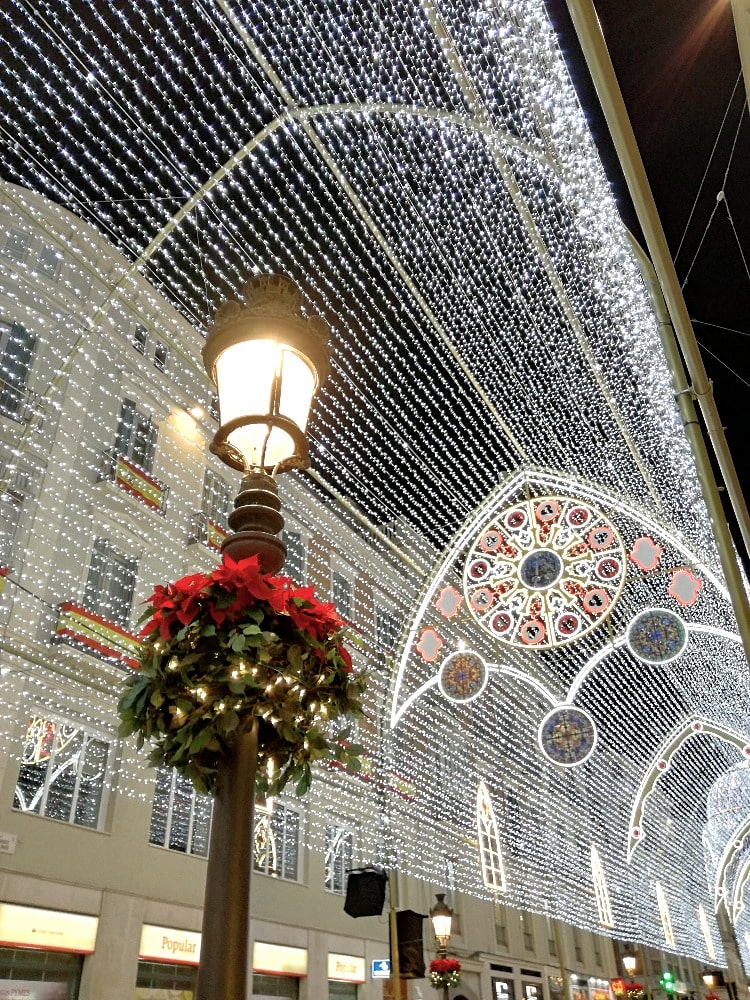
(624, 984), (645, 1000)
(118, 555), (366, 796)
(430, 959), (461, 989)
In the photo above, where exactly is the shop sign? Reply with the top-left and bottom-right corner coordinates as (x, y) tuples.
(0, 984), (68, 1000)
(253, 942), (307, 977)
(611, 981), (625, 997)
(372, 959), (391, 979)
(0, 903), (97, 953)
(139, 924), (201, 966)
(328, 954), (365, 983)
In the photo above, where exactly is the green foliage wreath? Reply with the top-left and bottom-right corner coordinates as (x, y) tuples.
(118, 555), (365, 796)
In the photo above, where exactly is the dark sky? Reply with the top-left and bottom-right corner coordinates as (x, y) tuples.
(546, 0), (750, 558)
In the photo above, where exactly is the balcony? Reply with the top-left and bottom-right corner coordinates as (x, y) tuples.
(187, 511), (229, 552)
(53, 602), (141, 670)
(0, 377), (41, 424)
(99, 450), (169, 515)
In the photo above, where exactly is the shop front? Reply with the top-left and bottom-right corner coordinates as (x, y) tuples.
(252, 942), (308, 1000)
(0, 901), (98, 1000)
(327, 953), (365, 1000)
(135, 924), (201, 999)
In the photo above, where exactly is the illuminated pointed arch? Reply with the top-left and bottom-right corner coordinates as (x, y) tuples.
(590, 846), (614, 927)
(477, 780), (506, 893)
(627, 718), (750, 859)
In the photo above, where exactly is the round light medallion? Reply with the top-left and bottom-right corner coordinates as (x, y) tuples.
(464, 495), (625, 649)
(626, 608), (688, 664)
(538, 705), (598, 766)
(438, 650), (488, 703)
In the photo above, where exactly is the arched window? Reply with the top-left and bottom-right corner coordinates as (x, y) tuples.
(655, 881), (675, 947)
(477, 781), (506, 892)
(590, 846), (613, 927)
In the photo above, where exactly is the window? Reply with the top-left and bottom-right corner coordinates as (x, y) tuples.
(0, 463), (33, 565)
(477, 781), (506, 892)
(253, 803), (301, 881)
(153, 340), (168, 372)
(332, 569), (353, 619)
(132, 324), (148, 354)
(112, 398), (157, 472)
(521, 913), (535, 953)
(13, 716), (110, 828)
(655, 880), (675, 947)
(283, 528), (306, 584)
(494, 903), (508, 949)
(572, 926), (583, 963)
(0, 321), (36, 419)
(202, 468), (231, 529)
(698, 903), (717, 960)
(208, 392), (220, 423)
(375, 604), (399, 662)
(149, 767), (212, 857)
(36, 244), (61, 279)
(590, 846), (613, 927)
(2, 229), (30, 263)
(324, 823), (353, 894)
(83, 537), (137, 628)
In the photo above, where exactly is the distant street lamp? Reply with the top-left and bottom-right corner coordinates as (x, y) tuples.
(430, 893), (454, 957)
(196, 273), (329, 1000)
(624, 953), (638, 979)
(429, 893), (456, 1000)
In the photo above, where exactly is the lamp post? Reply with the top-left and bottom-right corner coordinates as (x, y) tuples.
(430, 893), (454, 1000)
(195, 273), (329, 1000)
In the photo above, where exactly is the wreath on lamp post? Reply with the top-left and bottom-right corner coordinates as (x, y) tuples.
(117, 555), (366, 796)
(430, 959), (462, 989)
(624, 984), (645, 1000)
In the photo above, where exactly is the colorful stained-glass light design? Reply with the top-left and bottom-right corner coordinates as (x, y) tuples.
(627, 608), (688, 664)
(463, 495), (626, 649)
(438, 650), (488, 703)
(538, 706), (598, 766)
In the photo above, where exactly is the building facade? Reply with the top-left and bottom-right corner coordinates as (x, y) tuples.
(0, 183), (728, 1000)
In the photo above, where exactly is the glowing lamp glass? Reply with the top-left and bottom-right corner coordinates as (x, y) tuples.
(214, 338), (316, 470)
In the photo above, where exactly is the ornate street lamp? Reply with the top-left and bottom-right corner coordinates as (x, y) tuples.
(623, 953), (638, 979)
(196, 274), (329, 999)
(430, 893), (454, 956)
(203, 272), (330, 572)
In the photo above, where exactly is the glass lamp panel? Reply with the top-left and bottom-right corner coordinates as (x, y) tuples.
(215, 339), (316, 469)
(215, 338), (277, 426)
(278, 348), (316, 433)
(432, 913), (452, 939)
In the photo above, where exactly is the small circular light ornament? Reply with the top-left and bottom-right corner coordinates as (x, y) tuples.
(438, 650), (489, 703)
(463, 495), (626, 649)
(626, 608), (688, 664)
(538, 705), (598, 766)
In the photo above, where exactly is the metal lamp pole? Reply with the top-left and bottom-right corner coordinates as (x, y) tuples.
(195, 274), (330, 1000)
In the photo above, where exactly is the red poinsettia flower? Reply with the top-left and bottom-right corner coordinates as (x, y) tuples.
(212, 555), (288, 614)
(430, 959), (461, 974)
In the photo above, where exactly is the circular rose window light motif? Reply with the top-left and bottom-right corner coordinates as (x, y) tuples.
(438, 650), (489, 703)
(626, 608), (688, 664)
(538, 705), (598, 767)
(463, 495), (626, 649)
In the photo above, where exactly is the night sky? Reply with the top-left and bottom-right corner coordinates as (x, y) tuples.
(547, 0), (750, 554)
